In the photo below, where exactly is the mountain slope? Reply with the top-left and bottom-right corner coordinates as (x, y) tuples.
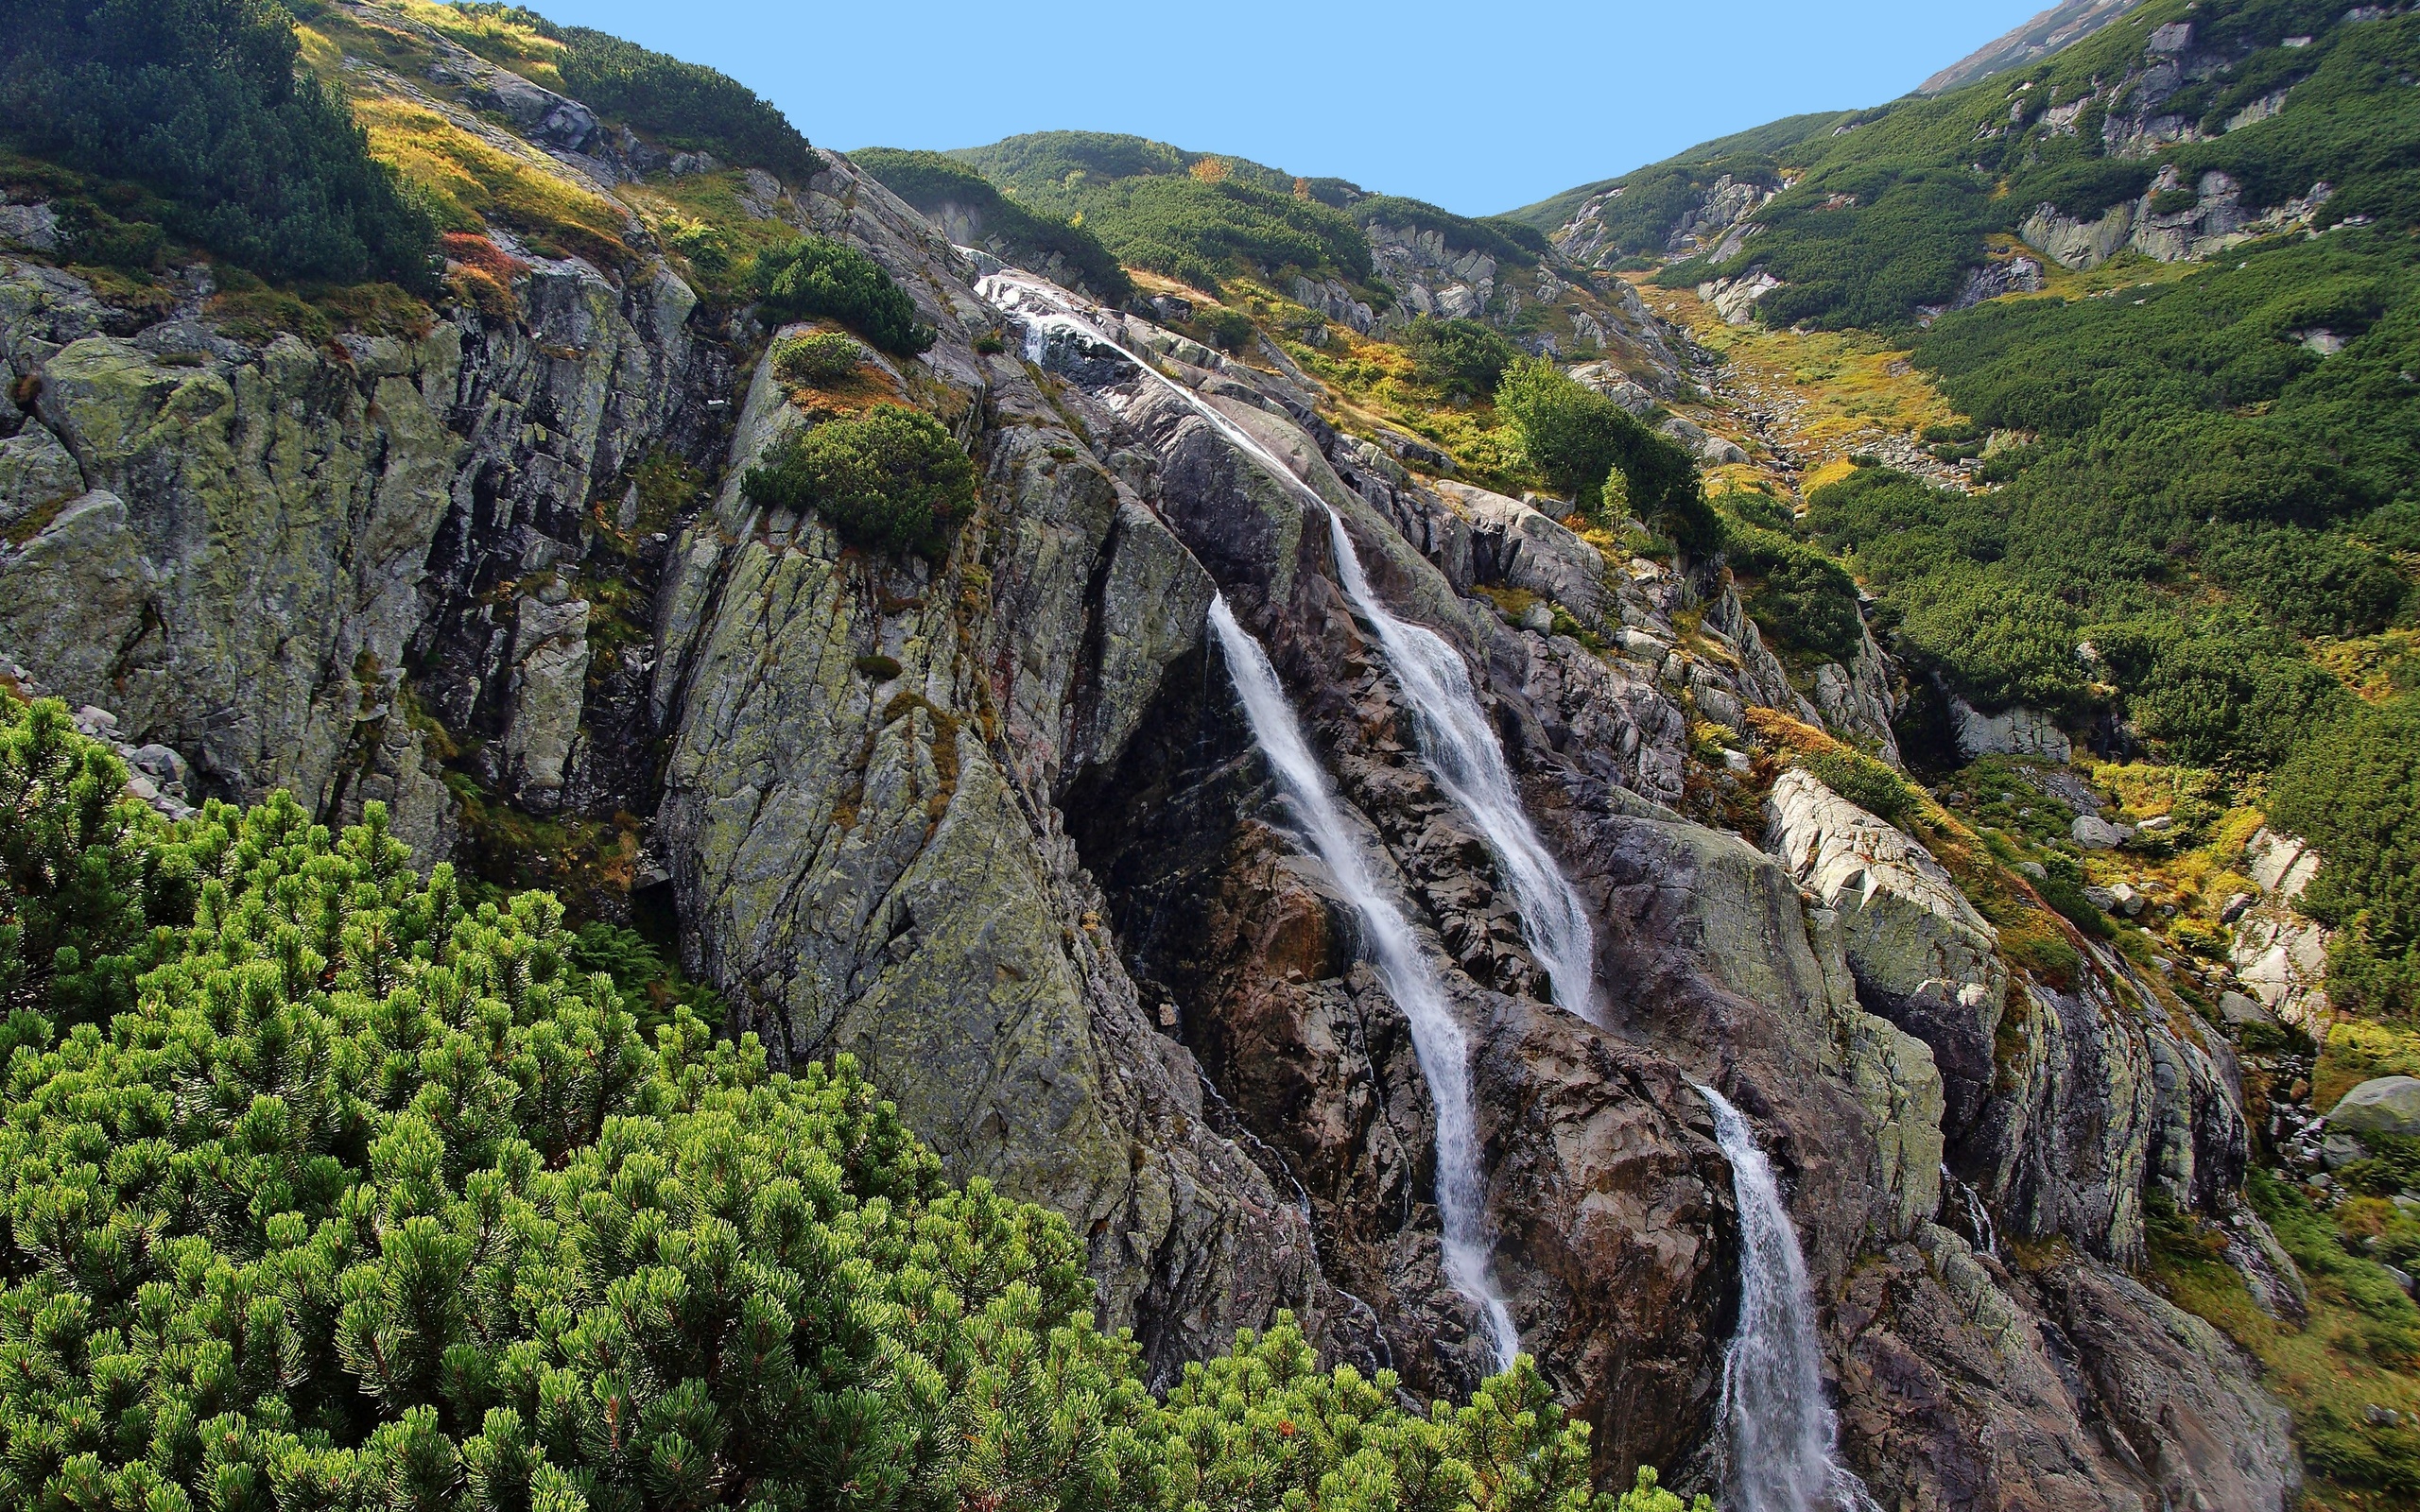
(0, 1), (2385, 1508)
(1919, 0), (2152, 94)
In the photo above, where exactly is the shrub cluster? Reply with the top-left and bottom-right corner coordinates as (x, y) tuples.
(2270, 695), (2420, 1016)
(1649, 8), (2420, 329)
(769, 330), (863, 386)
(1405, 317), (1519, 400)
(851, 148), (1132, 304)
(753, 237), (935, 356)
(0, 694), (1700, 1511)
(944, 135), (1371, 293)
(558, 27), (817, 183)
(0, 0), (439, 288)
(742, 404), (979, 560)
(1719, 512), (1864, 664)
(1494, 359), (1712, 545)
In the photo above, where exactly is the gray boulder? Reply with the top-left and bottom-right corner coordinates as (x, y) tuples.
(1947, 689), (2071, 761)
(2331, 1077), (2420, 1139)
(2073, 814), (2131, 850)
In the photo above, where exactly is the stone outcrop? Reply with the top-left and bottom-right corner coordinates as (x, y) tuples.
(2329, 1076), (2420, 1138)
(1947, 689), (2072, 762)
(2229, 827), (2331, 1026)
(1766, 770), (2007, 1139)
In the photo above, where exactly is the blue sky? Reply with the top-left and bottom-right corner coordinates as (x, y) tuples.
(537, 0), (2057, 215)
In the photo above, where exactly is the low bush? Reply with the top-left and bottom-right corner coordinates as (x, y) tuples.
(852, 146), (1132, 304)
(742, 404), (979, 559)
(1495, 358), (1712, 542)
(559, 26), (817, 182)
(1196, 305), (1255, 352)
(769, 329), (864, 384)
(754, 235), (934, 355)
(2272, 696), (2420, 1016)
(1796, 745), (1916, 824)
(1722, 519), (1863, 662)
(1406, 316), (1519, 399)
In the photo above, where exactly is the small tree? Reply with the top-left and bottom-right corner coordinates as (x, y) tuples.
(1496, 358), (1713, 545)
(754, 235), (936, 355)
(770, 330), (865, 385)
(742, 403), (979, 559)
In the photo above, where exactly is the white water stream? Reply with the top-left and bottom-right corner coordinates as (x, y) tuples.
(1208, 595), (1518, 1370)
(1697, 1084), (1879, 1512)
(979, 267), (1600, 1023)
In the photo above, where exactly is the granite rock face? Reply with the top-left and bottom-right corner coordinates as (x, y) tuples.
(1766, 768), (2007, 1143)
(651, 161), (1322, 1384)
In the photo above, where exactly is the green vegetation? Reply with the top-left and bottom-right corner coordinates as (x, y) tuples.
(754, 235), (935, 355)
(1634, 2), (2420, 330)
(2271, 696), (2420, 1015)
(1498, 114), (1846, 237)
(557, 26), (817, 181)
(1795, 744), (1919, 824)
(1351, 195), (1547, 265)
(1495, 359), (1711, 541)
(1406, 317), (1520, 400)
(743, 405), (979, 559)
(852, 147), (1132, 303)
(946, 131), (1371, 291)
(769, 330), (864, 385)
(0, 693), (1697, 1512)
(1059, 176), (1369, 293)
(0, 0), (439, 288)
(2148, 1176), (2420, 1503)
(1195, 305), (1256, 353)
(563, 919), (727, 1045)
(1720, 513), (1865, 663)
(1798, 228), (2420, 754)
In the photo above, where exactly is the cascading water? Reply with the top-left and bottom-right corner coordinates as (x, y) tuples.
(1317, 511), (1598, 1021)
(979, 266), (1600, 1023)
(1207, 593), (1518, 1371)
(1696, 1083), (1879, 1512)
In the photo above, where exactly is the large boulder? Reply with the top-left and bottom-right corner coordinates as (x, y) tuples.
(1947, 690), (2071, 762)
(1766, 768), (2008, 1139)
(2330, 1077), (2420, 1139)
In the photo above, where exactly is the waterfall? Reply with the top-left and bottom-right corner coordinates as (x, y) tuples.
(1208, 594), (1518, 1371)
(1945, 1163), (2000, 1261)
(979, 267), (1599, 1023)
(1317, 512), (1599, 1021)
(1695, 1084), (1878, 1512)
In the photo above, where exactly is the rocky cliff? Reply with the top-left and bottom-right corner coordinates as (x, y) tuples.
(0, 16), (2305, 1505)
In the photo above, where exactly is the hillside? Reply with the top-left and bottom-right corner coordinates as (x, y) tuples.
(1918, 0), (2152, 94)
(0, 0), (2409, 1508)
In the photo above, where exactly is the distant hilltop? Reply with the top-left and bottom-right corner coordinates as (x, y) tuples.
(1919, 0), (2149, 94)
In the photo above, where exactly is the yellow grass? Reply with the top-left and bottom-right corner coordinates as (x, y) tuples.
(1635, 278), (1962, 493)
(393, 0), (568, 85)
(350, 93), (630, 261)
(2313, 627), (2420, 703)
